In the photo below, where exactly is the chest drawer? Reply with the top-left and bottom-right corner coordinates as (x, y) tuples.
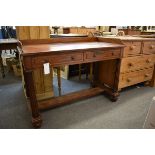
(120, 55), (155, 73)
(84, 49), (121, 62)
(119, 68), (154, 88)
(123, 41), (141, 57)
(32, 52), (84, 68)
(143, 41), (155, 54)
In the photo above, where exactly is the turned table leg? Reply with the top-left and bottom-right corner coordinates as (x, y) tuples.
(57, 67), (61, 96)
(0, 51), (5, 78)
(110, 59), (121, 102)
(24, 70), (42, 128)
(90, 62), (93, 83)
(79, 64), (82, 80)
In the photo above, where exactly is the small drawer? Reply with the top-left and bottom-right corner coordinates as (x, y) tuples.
(123, 41), (141, 57)
(84, 49), (121, 62)
(119, 68), (154, 88)
(32, 52), (84, 68)
(143, 41), (155, 54)
(120, 55), (154, 73)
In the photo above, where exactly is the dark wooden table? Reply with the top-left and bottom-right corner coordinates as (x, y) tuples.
(0, 39), (19, 78)
(20, 37), (125, 128)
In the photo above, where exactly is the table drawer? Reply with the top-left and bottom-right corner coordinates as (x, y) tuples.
(32, 52), (84, 67)
(143, 41), (155, 54)
(119, 68), (154, 88)
(84, 49), (121, 62)
(123, 41), (141, 57)
(120, 55), (155, 73)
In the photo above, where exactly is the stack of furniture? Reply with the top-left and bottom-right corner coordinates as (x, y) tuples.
(63, 27), (96, 34)
(16, 26), (54, 101)
(0, 39), (19, 78)
(118, 29), (141, 35)
(97, 36), (155, 91)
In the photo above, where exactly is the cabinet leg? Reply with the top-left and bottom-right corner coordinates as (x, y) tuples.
(24, 70), (42, 128)
(101, 84), (119, 102)
(144, 81), (150, 86)
(110, 91), (119, 102)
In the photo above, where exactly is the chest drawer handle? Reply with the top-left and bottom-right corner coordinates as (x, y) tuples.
(150, 45), (154, 49)
(146, 59), (151, 63)
(71, 56), (75, 60)
(144, 74), (150, 77)
(127, 78), (132, 82)
(128, 63), (134, 67)
(130, 45), (135, 50)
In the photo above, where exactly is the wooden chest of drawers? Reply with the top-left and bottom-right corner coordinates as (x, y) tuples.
(98, 36), (155, 90)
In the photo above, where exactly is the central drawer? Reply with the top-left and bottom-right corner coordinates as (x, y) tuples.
(84, 49), (121, 62)
(32, 52), (84, 67)
(119, 68), (154, 89)
(122, 41), (141, 57)
(120, 55), (155, 73)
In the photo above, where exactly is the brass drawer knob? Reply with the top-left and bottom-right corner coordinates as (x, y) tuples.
(146, 59), (151, 63)
(150, 45), (154, 49)
(127, 78), (132, 82)
(130, 45), (135, 50)
(144, 74), (149, 77)
(71, 56), (75, 60)
(128, 63), (134, 67)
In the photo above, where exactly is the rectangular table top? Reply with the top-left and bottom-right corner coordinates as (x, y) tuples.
(21, 41), (125, 56)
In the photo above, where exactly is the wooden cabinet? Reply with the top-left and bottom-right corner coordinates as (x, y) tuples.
(98, 36), (155, 90)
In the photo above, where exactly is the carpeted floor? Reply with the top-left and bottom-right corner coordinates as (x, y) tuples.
(0, 72), (154, 129)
